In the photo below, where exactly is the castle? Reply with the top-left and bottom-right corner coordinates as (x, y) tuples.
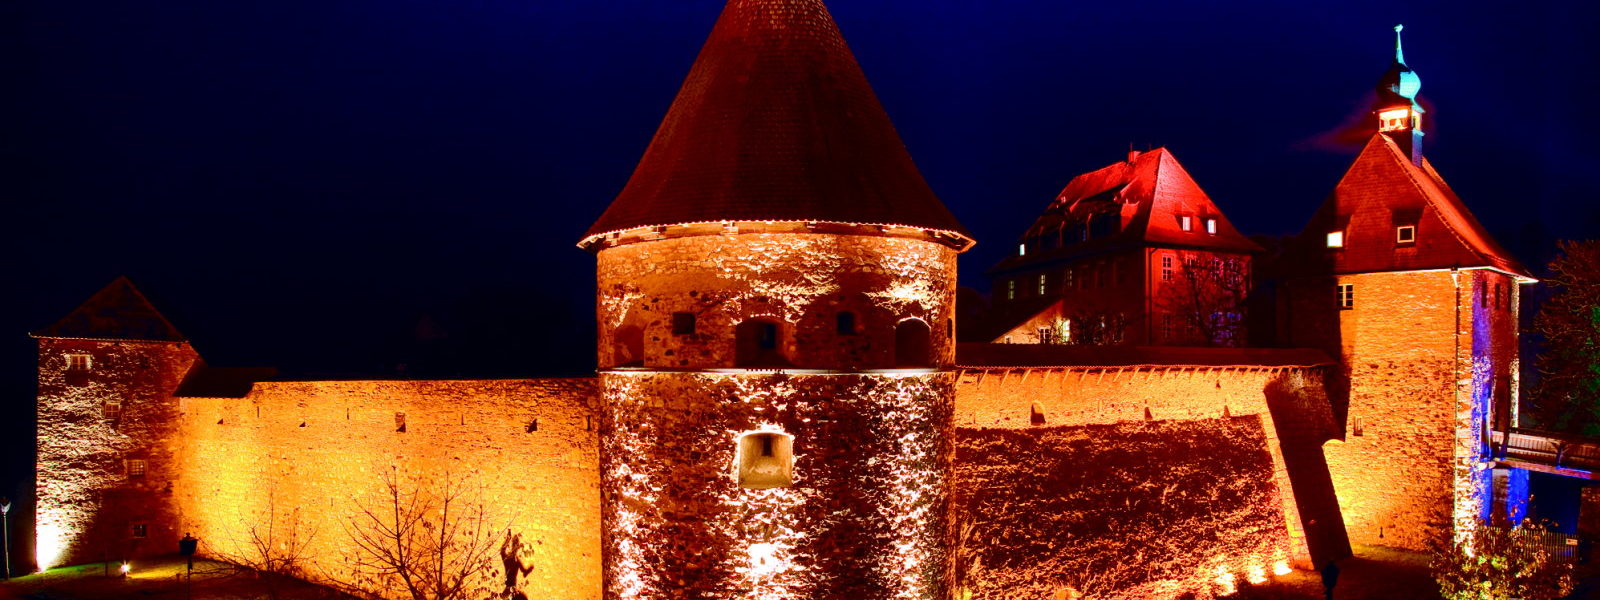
(33, 2), (1535, 599)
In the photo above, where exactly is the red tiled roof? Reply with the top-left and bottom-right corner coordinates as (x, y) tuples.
(956, 343), (1333, 369)
(581, 0), (970, 246)
(1296, 134), (1530, 278)
(32, 277), (187, 342)
(991, 148), (1259, 273)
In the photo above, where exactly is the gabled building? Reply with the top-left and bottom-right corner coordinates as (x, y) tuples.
(1279, 25), (1537, 550)
(987, 148), (1262, 347)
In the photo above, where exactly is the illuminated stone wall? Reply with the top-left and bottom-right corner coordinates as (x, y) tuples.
(600, 372), (954, 599)
(951, 365), (1343, 598)
(35, 338), (200, 570)
(172, 378), (600, 600)
(1287, 269), (1519, 550)
(593, 231), (958, 370)
(593, 231), (960, 599)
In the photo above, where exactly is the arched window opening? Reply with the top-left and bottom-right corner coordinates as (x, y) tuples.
(613, 325), (644, 367)
(736, 319), (788, 367)
(738, 432), (794, 489)
(894, 319), (933, 368)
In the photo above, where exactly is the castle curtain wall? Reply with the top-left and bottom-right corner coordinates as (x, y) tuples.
(951, 364), (1340, 599)
(172, 378), (600, 600)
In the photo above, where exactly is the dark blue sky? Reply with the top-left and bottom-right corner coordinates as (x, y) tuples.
(3, 0), (1598, 455)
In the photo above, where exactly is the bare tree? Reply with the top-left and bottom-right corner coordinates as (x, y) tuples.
(1158, 256), (1248, 347)
(214, 486), (320, 599)
(339, 469), (501, 600)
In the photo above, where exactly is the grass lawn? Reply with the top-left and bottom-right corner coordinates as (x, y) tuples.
(0, 556), (348, 600)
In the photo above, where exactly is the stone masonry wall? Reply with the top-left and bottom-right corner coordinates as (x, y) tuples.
(35, 338), (200, 570)
(594, 233), (959, 370)
(952, 365), (1342, 599)
(173, 378), (600, 600)
(1304, 270), (1464, 550)
(600, 371), (955, 600)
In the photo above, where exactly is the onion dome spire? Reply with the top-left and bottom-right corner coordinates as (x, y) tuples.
(1376, 24), (1422, 106)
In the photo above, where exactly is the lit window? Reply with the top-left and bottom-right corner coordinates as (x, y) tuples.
(1018, 243), (1027, 256)
(1396, 225), (1416, 244)
(131, 523), (148, 539)
(737, 432), (793, 489)
(104, 401), (122, 420)
(1037, 274), (1047, 295)
(1338, 284), (1355, 309)
(1064, 268), (1074, 290)
(128, 459), (147, 478)
(1180, 216), (1193, 231)
(1006, 280), (1016, 300)
(1327, 231), (1345, 248)
(65, 354), (92, 371)
(1378, 108), (1411, 132)
(1061, 318), (1073, 344)
(672, 312), (696, 335)
(1161, 255), (1174, 282)
(1205, 218), (1218, 235)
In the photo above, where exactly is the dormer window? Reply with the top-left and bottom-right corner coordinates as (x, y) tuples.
(1018, 243), (1026, 256)
(1396, 225), (1416, 244)
(1180, 216), (1193, 231)
(1326, 231), (1345, 248)
(1205, 218), (1218, 235)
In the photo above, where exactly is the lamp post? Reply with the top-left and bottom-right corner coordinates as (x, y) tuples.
(1, 496), (10, 580)
(178, 533), (198, 600)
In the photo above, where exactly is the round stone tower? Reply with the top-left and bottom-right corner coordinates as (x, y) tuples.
(579, 1), (973, 598)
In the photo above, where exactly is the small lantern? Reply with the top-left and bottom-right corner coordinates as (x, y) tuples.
(179, 533), (199, 570)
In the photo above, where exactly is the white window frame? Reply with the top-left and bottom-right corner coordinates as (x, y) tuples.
(1338, 283), (1355, 309)
(1327, 231), (1345, 248)
(1396, 225), (1416, 244)
(1180, 215), (1193, 231)
(65, 354), (93, 371)
(1205, 218), (1218, 235)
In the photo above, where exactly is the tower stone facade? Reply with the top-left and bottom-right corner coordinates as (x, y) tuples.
(580, 0), (972, 596)
(33, 278), (200, 569)
(1280, 27), (1533, 549)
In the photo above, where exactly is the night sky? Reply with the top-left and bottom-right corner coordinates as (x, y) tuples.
(3, 0), (1599, 554)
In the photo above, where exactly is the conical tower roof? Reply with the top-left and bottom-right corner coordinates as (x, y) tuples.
(581, 0), (971, 249)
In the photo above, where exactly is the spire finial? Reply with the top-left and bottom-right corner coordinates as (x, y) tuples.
(1394, 24), (1406, 64)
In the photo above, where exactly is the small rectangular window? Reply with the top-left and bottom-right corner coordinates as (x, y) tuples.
(1018, 243), (1026, 256)
(1180, 216), (1193, 231)
(1205, 218), (1218, 235)
(1396, 225), (1416, 244)
(128, 459), (147, 478)
(1352, 416), (1365, 437)
(104, 401), (122, 420)
(836, 312), (857, 335)
(1006, 280), (1016, 300)
(65, 354), (93, 371)
(672, 312), (696, 335)
(395, 412), (407, 433)
(1161, 255), (1174, 282)
(1338, 283), (1355, 309)
(131, 523), (148, 539)
(1327, 231), (1345, 248)
(1037, 274), (1047, 295)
